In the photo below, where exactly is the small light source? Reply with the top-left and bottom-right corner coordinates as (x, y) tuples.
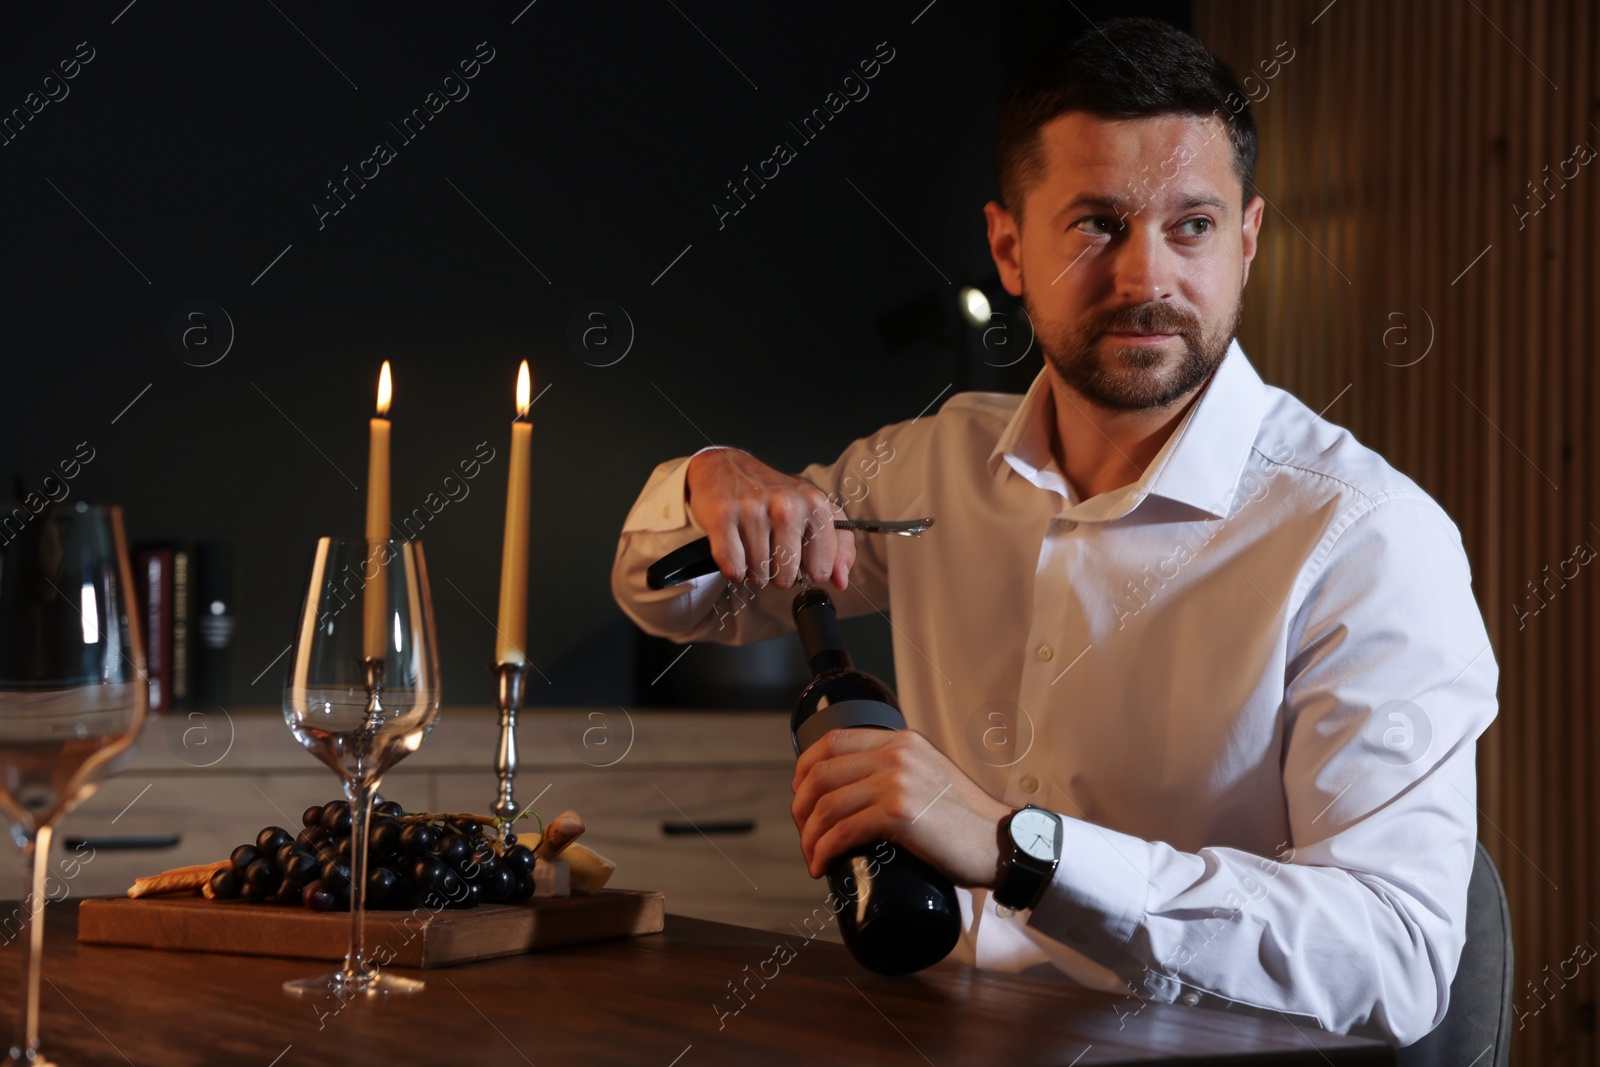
(80, 581), (99, 645)
(959, 286), (991, 327)
(376, 360), (392, 416)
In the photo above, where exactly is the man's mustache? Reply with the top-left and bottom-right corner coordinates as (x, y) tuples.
(1092, 303), (1199, 337)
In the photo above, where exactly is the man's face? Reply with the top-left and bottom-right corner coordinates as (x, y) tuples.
(985, 111), (1264, 412)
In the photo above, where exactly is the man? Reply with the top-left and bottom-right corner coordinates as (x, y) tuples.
(612, 17), (1496, 1047)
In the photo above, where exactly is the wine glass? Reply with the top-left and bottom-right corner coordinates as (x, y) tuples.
(281, 537), (440, 998)
(0, 501), (149, 1067)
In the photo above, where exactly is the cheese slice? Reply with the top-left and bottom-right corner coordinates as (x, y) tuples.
(560, 843), (616, 894)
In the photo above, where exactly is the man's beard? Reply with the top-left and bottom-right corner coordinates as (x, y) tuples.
(1025, 288), (1242, 412)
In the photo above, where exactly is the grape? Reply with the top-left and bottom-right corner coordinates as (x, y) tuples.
(366, 867), (398, 907)
(466, 850), (500, 881)
(302, 879), (334, 912)
(503, 845), (535, 879)
(479, 866), (514, 903)
(229, 844), (259, 873)
(226, 799), (548, 914)
(321, 859), (352, 888)
(209, 867), (241, 899)
(411, 856), (448, 895)
(506, 874), (535, 904)
(320, 800), (352, 834)
(440, 835), (471, 871)
(256, 827), (294, 855)
(438, 869), (467, 906)
(369, 821), (401, 860)
(399, 824), (439, 856)
(283, 851), (321, 887)
(242, 859), (277, 903)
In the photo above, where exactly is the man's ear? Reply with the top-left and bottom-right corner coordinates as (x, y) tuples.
(983, 200), (1025, 297)
(1239, 194), (1265, 288)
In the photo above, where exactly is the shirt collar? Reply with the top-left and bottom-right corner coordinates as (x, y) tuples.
(987, 339), (1269, 521)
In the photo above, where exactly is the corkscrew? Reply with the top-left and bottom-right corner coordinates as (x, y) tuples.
(645, 518), (934, 590)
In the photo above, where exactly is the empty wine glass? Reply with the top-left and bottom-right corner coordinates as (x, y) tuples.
(0, 501), (148, 1067)
(281, 537), (440, 998)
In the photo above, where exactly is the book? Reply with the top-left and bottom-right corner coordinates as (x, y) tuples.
(134, 546), (173, 712)
(171, 546), (194, 707)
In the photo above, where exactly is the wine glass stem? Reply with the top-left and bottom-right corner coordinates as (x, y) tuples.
(343, 780), (375, 986)
(10, 823), (53, 1062)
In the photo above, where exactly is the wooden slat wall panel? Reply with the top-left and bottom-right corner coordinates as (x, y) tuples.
(1191, 3), (1597, 1063)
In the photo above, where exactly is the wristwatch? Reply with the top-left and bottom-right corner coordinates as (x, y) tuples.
(994, 804), (1063, 911)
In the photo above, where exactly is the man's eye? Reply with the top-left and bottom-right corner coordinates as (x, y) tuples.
(1073, 216), (1121, 236)
(1176, 216), (1212, 237)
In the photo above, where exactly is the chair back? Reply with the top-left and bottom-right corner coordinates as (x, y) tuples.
(1398, 841), (1513, 1067)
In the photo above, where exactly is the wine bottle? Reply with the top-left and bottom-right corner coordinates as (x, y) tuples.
(790, 586), (960, 976)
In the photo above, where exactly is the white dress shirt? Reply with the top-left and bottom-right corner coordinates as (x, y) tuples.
(611, 340), (1499, 1046)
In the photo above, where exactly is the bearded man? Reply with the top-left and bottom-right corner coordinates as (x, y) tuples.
(612, 16), (1497, 1048)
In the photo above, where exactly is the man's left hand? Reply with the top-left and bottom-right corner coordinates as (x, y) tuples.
(791, 728), (1013, 888)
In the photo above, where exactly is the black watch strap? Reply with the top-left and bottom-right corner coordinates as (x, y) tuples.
(994, 805), (1060, 911)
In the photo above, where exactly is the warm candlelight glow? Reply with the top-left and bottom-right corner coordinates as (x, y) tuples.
(376, 360), (393, 416)
(365, 362), (393, 661)
(497, 361), (533, 664)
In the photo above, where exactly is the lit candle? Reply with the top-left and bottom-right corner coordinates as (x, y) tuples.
(364, 361), (392, 661)
(495, 361), (532, 664)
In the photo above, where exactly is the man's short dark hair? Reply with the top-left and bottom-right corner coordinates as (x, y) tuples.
(994, 17), (1258, 221)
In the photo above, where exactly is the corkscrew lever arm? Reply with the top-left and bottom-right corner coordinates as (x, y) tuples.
(644, 518), (934, 590)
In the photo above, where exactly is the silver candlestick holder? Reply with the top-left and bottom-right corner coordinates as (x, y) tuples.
(360, 657), (386, 725)
(490, 661), (530, 821)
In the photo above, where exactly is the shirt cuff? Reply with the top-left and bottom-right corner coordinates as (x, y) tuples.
(1025, 814), (1149, 975)
(621, 446), (742, 533)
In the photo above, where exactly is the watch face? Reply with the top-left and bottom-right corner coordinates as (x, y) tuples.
(1011, 808), (1058, 862)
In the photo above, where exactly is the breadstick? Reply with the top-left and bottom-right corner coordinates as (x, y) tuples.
(128, 860), (230, 898)
(533, 809), (585, 860)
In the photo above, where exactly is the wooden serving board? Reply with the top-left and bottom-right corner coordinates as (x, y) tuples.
(78, 889), (664, 968)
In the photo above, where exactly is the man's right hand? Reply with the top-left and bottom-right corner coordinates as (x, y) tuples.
(685, 448), (856, 591)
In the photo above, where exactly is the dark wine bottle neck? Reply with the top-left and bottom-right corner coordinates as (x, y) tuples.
(793, 588), (855, 676)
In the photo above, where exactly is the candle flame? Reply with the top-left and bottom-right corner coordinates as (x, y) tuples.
(376, 360), (392, 416)
(516, 360), (531, 417)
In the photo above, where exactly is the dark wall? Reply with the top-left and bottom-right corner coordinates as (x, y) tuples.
(0, 0), (1186, 709)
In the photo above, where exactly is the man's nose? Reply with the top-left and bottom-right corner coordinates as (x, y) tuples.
(1112, 229), (1176, 305)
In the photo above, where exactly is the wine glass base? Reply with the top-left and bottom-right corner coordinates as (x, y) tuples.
(282, 970), (425, 998)
(4, 1050), (59, 1067)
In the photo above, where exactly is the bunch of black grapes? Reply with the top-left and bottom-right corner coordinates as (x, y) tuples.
(208, 799), (539, 911)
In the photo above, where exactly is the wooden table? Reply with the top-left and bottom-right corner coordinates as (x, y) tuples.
(1, 901), (1396, 1065)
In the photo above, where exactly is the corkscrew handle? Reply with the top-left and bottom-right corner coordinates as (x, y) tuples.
(645, 536), (718, 590)
(644, 518), (934, 590)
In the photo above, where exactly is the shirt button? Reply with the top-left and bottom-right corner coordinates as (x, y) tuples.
(1062, 520), (1078, 531)
(995, 903), (1013, 918)
(1037, 644), (1053, 661)
(1019, 775), (1039, 795)
(1181, 992), (1201, 1007)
